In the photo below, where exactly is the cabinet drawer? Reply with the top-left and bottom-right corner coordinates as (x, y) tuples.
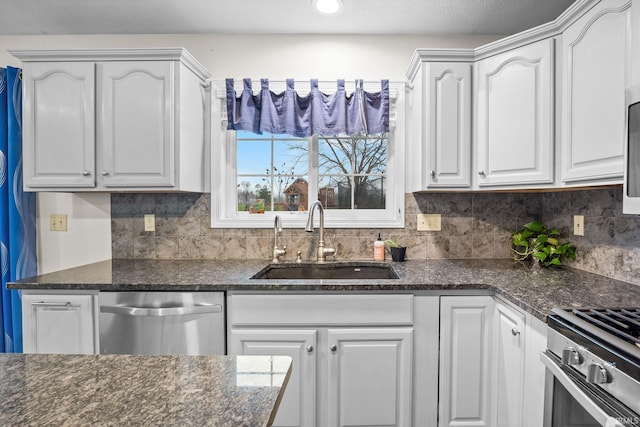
(229, 294), (414, 326)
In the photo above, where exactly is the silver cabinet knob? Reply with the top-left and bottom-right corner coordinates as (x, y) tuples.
(330, 344), (337, 353)
(81, 170), (90, 176)
(100, 170), (109, 176)
(430, 170), (436, 178)
(478, 171), (486, 177)
(561, 347), (582, 366)
(511, 328), (520, 336)
(586, 364), (609, 384)
(306, 345), (313, 353)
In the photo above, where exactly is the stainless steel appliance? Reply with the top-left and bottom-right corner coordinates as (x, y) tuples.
(542, 307), (640, 427)
(99, 292), (225, 355)
(624, 85), (640, 214)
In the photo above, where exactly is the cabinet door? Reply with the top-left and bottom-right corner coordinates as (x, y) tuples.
(492, 302), (525, 427)
(22, 62), (96, 188)
(561, 0), (631, 183)
(326, 328), (413, 427)
(228, 329), (317, 427)
(98, 61), (174, 188)
(426, 62), (472, 188)
(476, 39), (554, 187)
(439, 296), (494, 427)
(22, 293), (96, 354)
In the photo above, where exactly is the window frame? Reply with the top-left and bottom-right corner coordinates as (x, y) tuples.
(210, 80), (405, 229)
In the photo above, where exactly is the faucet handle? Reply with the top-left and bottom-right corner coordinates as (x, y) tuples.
(296, 251), (302, 263)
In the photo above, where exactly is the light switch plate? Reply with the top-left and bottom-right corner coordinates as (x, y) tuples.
(49, 214), (67, 231)
(144, 214), (156, 232)
(573, 215), (584, 236)
(417, 214), (441, 231)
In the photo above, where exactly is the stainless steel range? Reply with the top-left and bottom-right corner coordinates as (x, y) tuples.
(542, 307), (640, 427)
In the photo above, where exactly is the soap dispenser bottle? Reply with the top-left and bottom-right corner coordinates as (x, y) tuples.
(374, 233), (385, 261)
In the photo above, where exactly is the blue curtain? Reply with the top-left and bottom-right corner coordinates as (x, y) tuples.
(0, 66), (37, 353)
(226, 78), (389, 137)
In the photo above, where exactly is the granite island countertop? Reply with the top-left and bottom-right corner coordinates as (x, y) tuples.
(9, 258), (640, 322)
(0, 353), (291, 426)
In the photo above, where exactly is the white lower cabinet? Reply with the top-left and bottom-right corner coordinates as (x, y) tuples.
(492, 300), (525, 427)
(22, 291), (98, 354)
(229, 329), (317, 427)
(439, 295), (547, 427)
(439, 296), (495, 427)
(227, 293), (418, 427)
(326, 328), (413, 427)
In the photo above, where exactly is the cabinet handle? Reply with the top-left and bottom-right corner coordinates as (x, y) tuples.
(430, 170), (436, 178)
(306, 345), (313, 353)
(32, 301), (73, 307)
(511, 328), (520, 336)
(100, 170), (109, 176)
(81, 170), (91, 176)
(478, 171), (486, 177)
(330, 344), (337, 353)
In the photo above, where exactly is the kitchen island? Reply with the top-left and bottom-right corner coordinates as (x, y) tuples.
(0, 353), (291, 426)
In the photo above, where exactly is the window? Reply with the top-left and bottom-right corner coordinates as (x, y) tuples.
(211, 80), (405, 228)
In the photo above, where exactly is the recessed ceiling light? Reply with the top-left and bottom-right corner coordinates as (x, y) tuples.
(312, 0), (343, 15)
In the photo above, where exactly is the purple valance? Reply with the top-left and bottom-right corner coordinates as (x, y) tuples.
(226, 78), (389, 137)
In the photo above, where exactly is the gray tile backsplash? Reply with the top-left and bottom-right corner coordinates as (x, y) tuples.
(111, 186), (640, 285)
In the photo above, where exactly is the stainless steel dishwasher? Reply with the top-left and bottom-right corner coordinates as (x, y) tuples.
(99, 292), (225, 355)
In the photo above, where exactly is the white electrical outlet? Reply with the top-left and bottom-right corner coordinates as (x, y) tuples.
(144, 214), (156, 232)
(49, 214), (67, 231)
(573, 215), (584, 236)
(417, 214), (442, 231)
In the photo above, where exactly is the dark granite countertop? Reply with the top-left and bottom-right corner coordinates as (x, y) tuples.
(0, 353), (291, 426)
(9, 258), (640, 322)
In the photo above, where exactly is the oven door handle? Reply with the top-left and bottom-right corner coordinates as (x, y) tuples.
(541, 352), (625, 427)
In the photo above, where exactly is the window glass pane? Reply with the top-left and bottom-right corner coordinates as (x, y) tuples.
(237, 139), (271, 175)
(282, 176), (309, 211)
(237, 132), (310, 213)
(318, 133), (387, 210)
(274, 138), (309, 176)
(319, 176), (352, 209)
(355, 175), (386, 209)
(318, 137), (352, 175)
(355, 137), (386, 175)
(237, 177), (271, 212)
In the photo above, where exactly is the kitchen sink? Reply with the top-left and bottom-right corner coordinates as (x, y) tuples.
(251, 262), (399, 280)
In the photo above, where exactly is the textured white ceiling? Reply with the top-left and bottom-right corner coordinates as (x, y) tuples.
(0, 0), (577, 36)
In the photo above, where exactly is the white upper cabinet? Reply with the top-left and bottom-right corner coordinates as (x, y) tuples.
(22, 62), (96, 188)
(475, 39), (555, 187)
(98, 61), (174, 188)
(13, 48), (210, 192)
(406, 55), (473, 190)
(405, 0), (635, 191)
(560, 0), (632, 184)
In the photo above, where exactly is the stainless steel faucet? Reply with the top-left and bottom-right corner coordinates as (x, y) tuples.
(305, 200), (336, 263)
(272, 215), (287, 263)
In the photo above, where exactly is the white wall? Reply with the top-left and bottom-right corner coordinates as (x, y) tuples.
(0, 33), (498, 273)
(36, 193), (112, 274)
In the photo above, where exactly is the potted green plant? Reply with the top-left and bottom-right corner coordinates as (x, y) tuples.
(511, 221), (576, 268)
(384, 236), (406, 262)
